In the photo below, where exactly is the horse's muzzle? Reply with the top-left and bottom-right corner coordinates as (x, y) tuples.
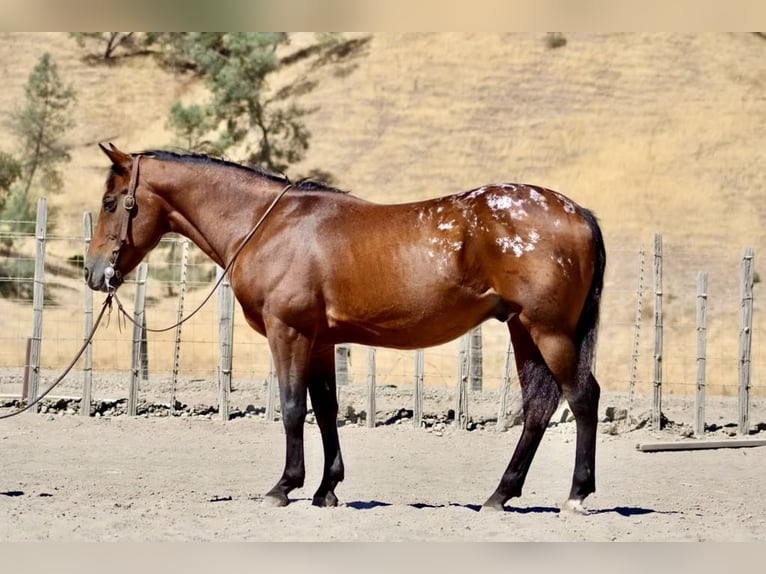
(84, 261), (122, 292)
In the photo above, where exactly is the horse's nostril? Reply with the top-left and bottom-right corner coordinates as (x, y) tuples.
(83, 267), (90, 282)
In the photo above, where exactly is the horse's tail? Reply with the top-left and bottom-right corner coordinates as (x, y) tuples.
(575, 208), (606, 381)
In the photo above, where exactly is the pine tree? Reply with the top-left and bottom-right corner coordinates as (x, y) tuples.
(5, 53), (76, 225)
(161, 33), (312, 173)
(0, 151), (21, 213)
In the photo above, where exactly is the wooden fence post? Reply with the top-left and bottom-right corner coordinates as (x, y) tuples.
(413, 349), (424, 428)
(26, 197), (47, 413)
(335, 344), (350, 386)
(652, 233), (663, 430)
(627, 247), (645, 421)
(695, 272), (708, 436)
(170, 238), (190, 415)
(217, 266), (234, 422)
(469, 325), (482, 392)
(81, 212), (93, 417)
(456, 333), (469, 429)
(366, 347), (376, 428)
(128, 262), (148, 416)
(738, 248), (754, 436)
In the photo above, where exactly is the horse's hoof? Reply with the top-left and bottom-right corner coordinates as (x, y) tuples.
(262, 492), (289, 507)
(481, 496), (506, 512)
(561, 499), (589, 515)
(312, 491), (339, 508)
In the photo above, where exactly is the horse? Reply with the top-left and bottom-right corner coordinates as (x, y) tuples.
(84, 143), (606, 513)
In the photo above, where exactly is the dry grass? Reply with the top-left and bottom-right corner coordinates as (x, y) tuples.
(1, 32), (764, 396)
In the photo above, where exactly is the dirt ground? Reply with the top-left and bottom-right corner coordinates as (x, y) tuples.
(2, 381), (765, 542)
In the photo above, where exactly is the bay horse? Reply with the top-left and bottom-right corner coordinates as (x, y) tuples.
(85, 143), (606, 513)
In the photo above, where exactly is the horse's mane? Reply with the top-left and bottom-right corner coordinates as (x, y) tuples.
(138, 149), (347, 194)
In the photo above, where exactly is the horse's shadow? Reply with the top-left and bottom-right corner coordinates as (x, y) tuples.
(344, 500), (663, 516)
(344, 500), (558, 513)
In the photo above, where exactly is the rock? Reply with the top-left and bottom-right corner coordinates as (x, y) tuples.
(344, 405), (359, 423)
(556, 407), (575, 424)
(604, 406), (628, 422)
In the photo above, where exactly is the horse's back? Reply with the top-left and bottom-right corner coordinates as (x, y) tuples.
(277, 184), (600, 348)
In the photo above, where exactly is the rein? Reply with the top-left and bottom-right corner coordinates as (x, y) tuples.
(0, 293), (114, 420)
(0, 163), (292, 420)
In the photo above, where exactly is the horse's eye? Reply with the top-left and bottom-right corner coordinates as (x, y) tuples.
(103, 196), (117, 213)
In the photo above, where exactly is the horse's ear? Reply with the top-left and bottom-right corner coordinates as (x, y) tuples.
(98, 142), (131, 171)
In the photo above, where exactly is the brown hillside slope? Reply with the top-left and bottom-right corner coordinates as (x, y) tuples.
(0, 32), (764, 395)
(1, 33), (762, 248)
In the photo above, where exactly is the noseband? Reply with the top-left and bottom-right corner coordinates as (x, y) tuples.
(105, 154), (142, 291)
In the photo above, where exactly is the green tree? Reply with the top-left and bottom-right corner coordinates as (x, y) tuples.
(4, 53), (76, 226)
(165, 101), (216, 153)
(0, 152), (22, 213)
(159, 33), (322, 173)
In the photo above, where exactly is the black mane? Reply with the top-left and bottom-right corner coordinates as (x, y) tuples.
(138, 149), (347, 194)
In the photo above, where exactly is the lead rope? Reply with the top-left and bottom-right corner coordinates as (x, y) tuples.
(0, 294), (114, 420)
(0, 182), (293, 420)
(112, 181), (293, 333)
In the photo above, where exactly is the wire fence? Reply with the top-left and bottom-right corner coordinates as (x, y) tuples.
(1, 201), (765, 432)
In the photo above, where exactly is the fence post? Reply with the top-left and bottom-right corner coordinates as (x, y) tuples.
(627, 247), (645, 421)
(496, 340), (515, 430)
(366, 347), (376, 428)
(336, 344), (350, 386)
(652, 233), (663, 430)
(456, 333), (469, 429)
(695, 271), (708, 436)
(81, 212), (93, 417)
(738, 248), (754, 436)
(26, 197), (47, 414)
(413, 349), (424, 428)
(140, 315), (148, 380)
(469, 325), (483, 392)
(266, 354), (278, 421)
(170, 238), (190, 415)
(128, 262), (149, 416)
(217, 266), (234, 422)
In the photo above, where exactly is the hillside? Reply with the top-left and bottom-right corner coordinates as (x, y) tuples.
(1, 32), (764, 394)
(0, 33), (762, 247)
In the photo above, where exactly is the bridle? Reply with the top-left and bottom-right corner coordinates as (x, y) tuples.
(106, 155), (294, 333)
(104, 153), (142, 291)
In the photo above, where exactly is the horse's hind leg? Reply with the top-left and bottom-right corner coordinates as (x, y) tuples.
(560, 371), (600, 513)
(307, 344), (345, 507)
(531, 327), (601, 514)
(483, 320), (562, 511)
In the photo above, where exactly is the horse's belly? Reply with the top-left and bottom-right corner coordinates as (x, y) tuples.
(324, 292), (508, 350)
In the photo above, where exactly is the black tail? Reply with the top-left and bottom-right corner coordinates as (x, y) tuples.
(575, 208), (606, 380)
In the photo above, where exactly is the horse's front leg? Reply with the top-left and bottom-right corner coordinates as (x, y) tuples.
(262, 319), (313, 507)
(307, 344), (344, 507)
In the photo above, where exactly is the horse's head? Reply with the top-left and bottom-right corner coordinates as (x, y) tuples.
(84, 143), (168, 292)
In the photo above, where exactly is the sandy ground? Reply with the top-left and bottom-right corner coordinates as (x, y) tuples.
(2, 383), (765, 542)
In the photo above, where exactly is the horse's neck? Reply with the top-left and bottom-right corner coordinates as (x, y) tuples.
(158, 169), (279, 268)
